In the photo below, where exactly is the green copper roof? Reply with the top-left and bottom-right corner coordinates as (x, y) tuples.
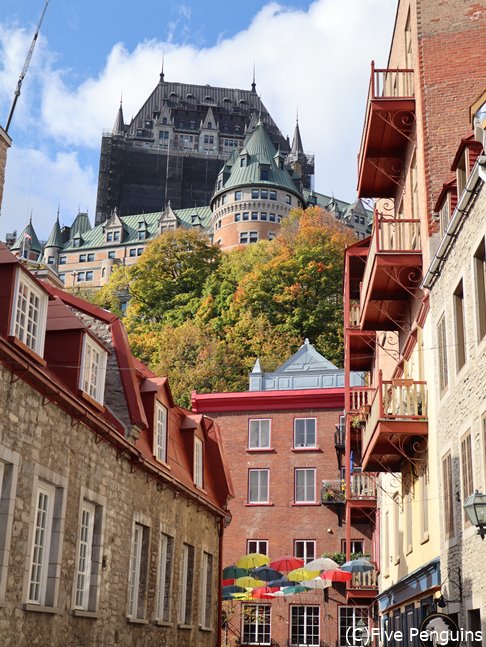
(71, 212), (92, 238)
(45, 218), (63, 248)
(213, 122), (302, 199)
(11, 221), (42, 253)
(62, 207), (212, 251)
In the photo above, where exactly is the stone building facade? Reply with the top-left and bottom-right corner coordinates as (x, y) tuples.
(423, 100), (486, 634)
(192, 342), (375, 647)
(0, 242), (232, 646)
(0, 126), (11, 212)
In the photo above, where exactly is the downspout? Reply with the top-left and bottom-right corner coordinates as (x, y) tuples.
(217, 512), (227, 647)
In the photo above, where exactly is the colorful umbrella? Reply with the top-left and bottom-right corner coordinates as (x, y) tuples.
(252, 585), (279, 599)
(223, 565), (248, 580)
(322, 569), (352, 582)
(268, 577), (294, 588)
(269, 555), (304, 572)
(235, 576), (265, 588)
(222, 584), (247, 595)
(250, 566), (283, 582)
(341, 558), (374, 573)
(288, 567), (320, 582)
(236, 552), (270, 570)
(302, 577), (332, 590)
(281, 585), (307, 595)
(305, 557), (339, 571)
(232, 592), (257, 601)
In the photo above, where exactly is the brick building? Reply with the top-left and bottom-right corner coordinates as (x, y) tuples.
(343, 0), (486, 637)
(0, 242), (233, 647)
(193, 341), (374, 647)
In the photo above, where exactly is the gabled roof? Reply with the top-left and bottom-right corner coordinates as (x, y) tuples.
(11, 220), (42, 253)
(303, 188), (373, 221)
(45, 216), (63, 248)
(70, 212), (92, 238)
(104, 208), (126, 230)
(275, 339), (338, 373)
(212, 122), (302, 198)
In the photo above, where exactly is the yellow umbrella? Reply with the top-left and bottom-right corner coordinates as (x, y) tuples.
(236, 576), (265, 588)
(236, 552), (270, 570)
(232, 591), (257, 600)
(287, 567), (320, 582)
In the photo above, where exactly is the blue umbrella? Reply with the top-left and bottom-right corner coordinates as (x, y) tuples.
(251, 566), (283, 582)
(268, 577), (294, 588)
(341, 558), (374, 573)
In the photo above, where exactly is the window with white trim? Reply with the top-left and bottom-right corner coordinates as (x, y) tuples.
(453, 279), (466, 371)
(461, 431), (474, 525)
(294, 419), (317, 448)
(11, 271), (48, 356)
(339, 607), (367, 647)
(194, 436), (203, 488)
(0, 451), (19, 602)
(199, 551), (213, 629)
(442, 452), (455, 538)
(74, 499), (104, 611)
(248, 419), (271, 449)
(294, 540), (315, 564)
(295, 469), (316, 503)
(179, 543), (195, 625)
(437, 314), (448, 394)
(156, 532), (174, 622)
(247, 539), (268, 555)
(127, 522), (149, 619)
(290, 605), (320, 646)
(27, 480), (65, 606)
(474, 238), (486, 341)
(80, 335), (107, 404)
(248, 469), (269, 503)
(242, 604), (271, 645)
(154, 402), (168, 463)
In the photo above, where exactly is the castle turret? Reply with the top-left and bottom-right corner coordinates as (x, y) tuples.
(42, 211), (63, 268)
(10, 217), (41, 261)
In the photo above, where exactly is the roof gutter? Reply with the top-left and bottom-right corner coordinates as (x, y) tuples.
(422, 155), (486, 289)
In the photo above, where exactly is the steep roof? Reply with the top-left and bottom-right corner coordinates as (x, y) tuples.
(11, 220), (42, 253)
(212, 122), (302, 198)
(70, 212), (92, 238)
(303, 188), (373, 221)
(45, 217), (63, 248)
(290, 120), (304, 156)
(113, 100), (125, 135)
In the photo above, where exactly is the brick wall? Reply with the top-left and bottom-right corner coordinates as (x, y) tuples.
(0, 127), (11, 214)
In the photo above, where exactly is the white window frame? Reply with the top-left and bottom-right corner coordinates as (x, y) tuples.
(154, 402), (168, 463)
(27, 482), (56, 605)
(339, 606), (368, 647)
(247, 539), (268, 555)
(294, 418), (317, 448)
(10, 269), (48, 357)
(127, 521), (149, 620)
(199, 551), (213, 629)
(74, 501), (96, 610)
(194, 436), (203, 489)
(179, 543), (195, 626)
(156, 531), (174, 623)
(79, 334), (107, 405)
(248, 419), (271, 450)
(290, 605), (320, 646)
(294, 468), (316, 503)
(293, 540), (316, 564)
(0, 448), (20, 602)
(248, 469), (269, 504)
(242, 604), (271, 645)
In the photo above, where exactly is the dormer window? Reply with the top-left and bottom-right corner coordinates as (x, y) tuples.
(194, 436), (203, 489)
(113, 230), (120, 241)
(11, 270), (48, 356)
(439, 194), (451, 237)
(73, 237), (81, 248)
(456, 153), (467, 197)
(80, 334), (107, 405)
(107, 232), (113, 242)
(137, 231), (147, 240)
(154, 402), (168, 463)
(207, 122), (212, 129)
(260, 168), (269, 181)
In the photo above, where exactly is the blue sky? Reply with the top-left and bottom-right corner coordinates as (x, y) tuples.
(0, 0), (397, 240)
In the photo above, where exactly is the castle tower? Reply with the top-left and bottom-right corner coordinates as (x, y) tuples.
(42, 212), (63, 268)
(10, 218), (41, 261)
(210, 121), (304, 250)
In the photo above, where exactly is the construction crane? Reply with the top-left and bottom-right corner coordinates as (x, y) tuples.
(5, 0), (50, 134)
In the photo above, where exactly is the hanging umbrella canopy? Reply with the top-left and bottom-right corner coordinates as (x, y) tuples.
(281, 585), (307, 596)
(305, 557), (339, 572)
(236, 553), (270, 570)
(302, 577), (332, 590)
(236, 576), (265, 589)
(322, 569), (352, 582)
(288, 567), (320, 582)
(341, 558), (374, 573)
(252, 585), (279, 599)
(222, 584), (248, 596)
(232, 592), (257, 601)
(268, 577), (295, 588)
(223, 565), (248, 580)
(250, 566), (283, 582)
(269, 555), (304, 572)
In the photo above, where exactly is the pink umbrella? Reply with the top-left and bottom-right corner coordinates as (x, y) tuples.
(252, 585), (279, 599)
(321, 569), (352, 582)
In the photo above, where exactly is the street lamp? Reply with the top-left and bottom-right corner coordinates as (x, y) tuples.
(463, 490), (486, 539)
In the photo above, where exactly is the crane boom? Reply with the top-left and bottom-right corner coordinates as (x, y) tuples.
(5, 0), (49, 133)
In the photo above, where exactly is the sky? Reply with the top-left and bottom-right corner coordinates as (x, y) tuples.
(0, 0), (397, 242)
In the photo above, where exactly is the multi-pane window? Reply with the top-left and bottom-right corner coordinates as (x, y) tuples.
(242, 604), (271, 645)
(295, 469), (316, 503)
(194, 436), (203, 488)
(474, 239), (486, 341)
(28, 482), (58, 605)
(247, 539), (268, 555)
(294, 540), (316, 564)
(461, 432), (474, 524)
(248, 469), (269, 503)
(248, 419), (271, 449)
(442, 453), (455, 538)
(179, 543), (195, 625)
(453, 280), (466, 371)
(59, 256), (67, 265)
(74, 500), (103, 612)
(235, 191), (242, 201)
(339, 607), (368, 647)
(341, 539), (364, 555)
(156, 532), (174, 623)
(12, 273), (47, 356)
(290, 606), (320, 646)
(420, 467), (429, 539)
(437, 314), (448, 393)
(80, 335), (107, 404)
(199, 551), (213, 629)
(154, 402), (168, 463)
(128, 522), (149, 619)
(0, 454), (18, 601)
(294, 419), (317, 448)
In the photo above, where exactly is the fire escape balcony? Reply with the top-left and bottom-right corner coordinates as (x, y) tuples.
(346, 567), (378, 601)
(346, 300), (375, 371)
(346, 470), (377, 522)
(357, 62), (415, 198)
(359, 213), (422, 330)
(361, 373), (428, 472)
(334, 420), (345, 451)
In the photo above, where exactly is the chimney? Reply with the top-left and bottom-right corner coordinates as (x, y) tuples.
(0, 126), (12, 213)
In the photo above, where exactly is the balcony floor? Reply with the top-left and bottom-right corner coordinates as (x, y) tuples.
(362, 419), (428, 472)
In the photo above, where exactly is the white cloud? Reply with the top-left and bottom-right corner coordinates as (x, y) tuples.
(0, 0), (397, 240)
